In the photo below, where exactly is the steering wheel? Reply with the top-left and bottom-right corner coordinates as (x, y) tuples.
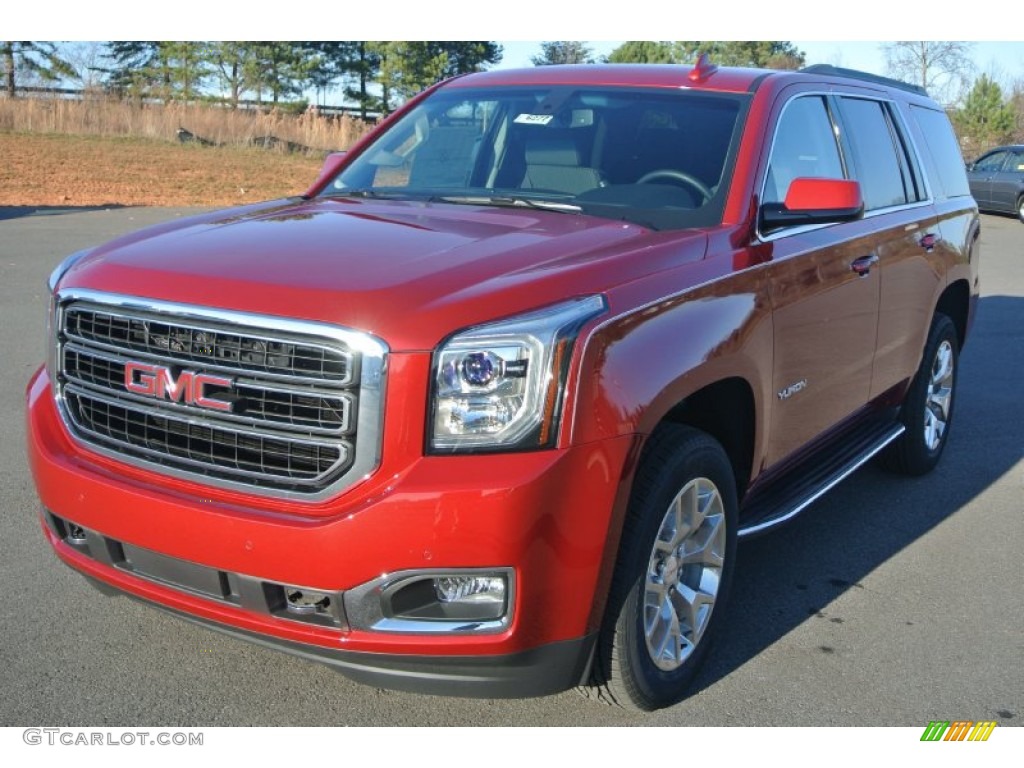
(636, 169), (713, 204)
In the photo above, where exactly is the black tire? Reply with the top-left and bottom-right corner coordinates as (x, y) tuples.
(589, 424), (738, 711)
(881, 313), (959, 476)
(1017, 195), (1024, 224)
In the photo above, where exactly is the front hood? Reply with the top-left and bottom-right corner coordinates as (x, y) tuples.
(61, 197), (708, 350)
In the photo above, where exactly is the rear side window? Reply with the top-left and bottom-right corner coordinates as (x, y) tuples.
(974, 151), (1009, 173)
(911, 106), (971, 199)
(838, 97), (927, 210)
(764, 96), (844, 204)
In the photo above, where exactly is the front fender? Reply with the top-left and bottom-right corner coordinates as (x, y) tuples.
(570, 264), (773, 455)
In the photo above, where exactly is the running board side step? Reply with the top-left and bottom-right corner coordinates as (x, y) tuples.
(737, 422), (905, 538)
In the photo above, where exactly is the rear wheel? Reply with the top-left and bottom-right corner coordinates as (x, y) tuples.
(881, 313), (959, 475)
(590, 425), (738, 711)
(1017, 194), (1024, 224)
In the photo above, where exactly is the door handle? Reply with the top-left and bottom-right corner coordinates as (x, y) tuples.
(850, 254), (879, 277)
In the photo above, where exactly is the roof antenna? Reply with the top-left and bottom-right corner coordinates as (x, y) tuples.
(689, 52), (719, 83)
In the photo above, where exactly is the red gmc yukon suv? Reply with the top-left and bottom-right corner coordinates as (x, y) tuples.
(27, 62), (980, 710)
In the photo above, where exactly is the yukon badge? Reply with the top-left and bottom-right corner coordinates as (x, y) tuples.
(778, 379), (808, 401)
(123, 361), (234, 412)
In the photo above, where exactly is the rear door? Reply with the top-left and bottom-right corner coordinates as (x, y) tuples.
(831, 94), (941, 400)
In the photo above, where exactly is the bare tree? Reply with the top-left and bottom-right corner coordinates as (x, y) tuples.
(58, 42), (108, 93)
(1009, 78), (1024, 143)
(883, 41), (974, 105)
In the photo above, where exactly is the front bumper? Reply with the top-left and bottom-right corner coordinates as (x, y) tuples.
(27, 366), (635, 697)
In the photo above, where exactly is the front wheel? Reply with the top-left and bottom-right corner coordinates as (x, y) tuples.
(590, 425), (738, 711)
(1016, 195), (1024, 224)
(881, 313), (959, 475)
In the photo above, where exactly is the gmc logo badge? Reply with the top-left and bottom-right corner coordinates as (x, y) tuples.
(123, 362), (233, 412)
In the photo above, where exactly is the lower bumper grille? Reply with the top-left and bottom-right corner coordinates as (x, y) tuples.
(47, 511), (347, 629)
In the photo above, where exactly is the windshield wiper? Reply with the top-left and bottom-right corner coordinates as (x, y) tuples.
(434, 195), (582, 214)
(324, 188), (415, 200)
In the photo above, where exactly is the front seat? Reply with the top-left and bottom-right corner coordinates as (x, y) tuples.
(520, 137), (604, 196)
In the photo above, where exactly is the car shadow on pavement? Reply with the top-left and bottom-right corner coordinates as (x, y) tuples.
(692, 293), (1024, 694)
(0, 205), (128, 222)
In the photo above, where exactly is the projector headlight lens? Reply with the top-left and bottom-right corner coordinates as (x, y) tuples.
(429, 296), (605, 452)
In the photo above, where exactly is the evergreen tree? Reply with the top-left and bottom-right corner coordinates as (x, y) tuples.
(607, 42), (676, 64)
(245, 42), (311, 105)
(956, 75), (1016, 152)
(672, 42), (804, 69)
(212, 42), (256, 109)
(368, 42), (502, 113)
(531, 42), (594, 66)
(2, 41), (75, 97)
(103, 42), (162, 100)
(161, 42), (211, 101)
(343, 42), (381, 120)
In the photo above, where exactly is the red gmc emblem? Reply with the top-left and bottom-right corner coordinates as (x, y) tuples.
(123, 362), (233, 412)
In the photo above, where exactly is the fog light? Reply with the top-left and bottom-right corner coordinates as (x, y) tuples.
(376, 570), (511, 626)
(434, 575), (505, 605)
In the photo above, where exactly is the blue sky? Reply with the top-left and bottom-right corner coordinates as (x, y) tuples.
(8, 0), (1024, 99)
(497, 41), (1024, 84)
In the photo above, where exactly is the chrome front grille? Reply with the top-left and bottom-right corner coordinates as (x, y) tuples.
(54, 291), (387, 500)
(64, 306), (353, 382)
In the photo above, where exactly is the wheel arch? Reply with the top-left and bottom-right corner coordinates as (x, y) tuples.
(582, 372), (762, 636)
(659, 377), (757, 500)
(935, 277), (971, 350)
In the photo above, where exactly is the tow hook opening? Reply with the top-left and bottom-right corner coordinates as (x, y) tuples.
(285, 589), (333, 617)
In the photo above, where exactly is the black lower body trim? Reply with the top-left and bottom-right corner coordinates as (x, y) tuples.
(79, 573), (596, 699)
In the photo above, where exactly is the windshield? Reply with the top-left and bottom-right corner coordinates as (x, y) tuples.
(320, 86), (748, 230)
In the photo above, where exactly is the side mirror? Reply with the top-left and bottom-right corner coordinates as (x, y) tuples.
(760, 178), (864, 231)
(304, 151), (348, 197)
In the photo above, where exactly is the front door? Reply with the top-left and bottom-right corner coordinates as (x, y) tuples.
(759, 93), (880, 465)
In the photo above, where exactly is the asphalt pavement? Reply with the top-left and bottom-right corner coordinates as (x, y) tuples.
(1, 205), (1021, 727)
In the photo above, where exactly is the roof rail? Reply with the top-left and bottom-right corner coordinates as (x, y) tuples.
(799, 64), (928, 97)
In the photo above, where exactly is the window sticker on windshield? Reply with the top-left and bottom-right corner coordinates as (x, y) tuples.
(514, 114), (555, 126)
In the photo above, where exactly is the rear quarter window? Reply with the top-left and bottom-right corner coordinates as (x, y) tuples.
(838, 97), (913, 210)
(911, 106), (971, 199)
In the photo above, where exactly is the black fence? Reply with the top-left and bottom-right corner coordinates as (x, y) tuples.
(7, 85), (380, 122)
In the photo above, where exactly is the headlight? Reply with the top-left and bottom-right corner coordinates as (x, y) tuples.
(429, 295), (606, 452)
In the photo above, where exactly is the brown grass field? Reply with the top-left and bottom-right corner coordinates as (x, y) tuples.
(0, 98), (372, 207)
(0, 133), (327, 206)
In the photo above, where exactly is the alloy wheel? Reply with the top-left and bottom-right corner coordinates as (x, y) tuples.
(643, 477), (726, 671)
(924, 340), (954, 452)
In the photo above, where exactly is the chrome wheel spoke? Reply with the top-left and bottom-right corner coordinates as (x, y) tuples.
(678, 511), (725, 568)
(923, 340), (954, 451)
(644, 583), (684, 666)
(928, 386), (952, 421)
(673, 581), (715, 639)
(931, 343), (953, 386)
(924, 409), (941, 450)
(643, 476), (726, 671)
